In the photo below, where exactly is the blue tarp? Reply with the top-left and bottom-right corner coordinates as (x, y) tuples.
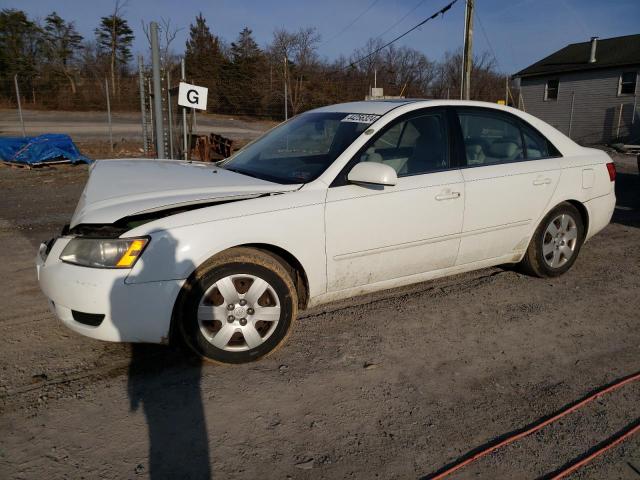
(0, 134), (91, 165)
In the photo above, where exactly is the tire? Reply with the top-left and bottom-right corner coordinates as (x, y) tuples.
(519, 202), (585, 278)
(176, 247), (298, 364)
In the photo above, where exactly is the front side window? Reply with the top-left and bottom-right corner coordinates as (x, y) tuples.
(457, 111), (523, 165)
(545, 79), (559, 100)
(619, 71), (637, 95)
(353, 112), (449, 177)
(222, 112), (376, 184)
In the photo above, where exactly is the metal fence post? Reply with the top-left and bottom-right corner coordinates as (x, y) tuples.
(14, 74), (26, 137)
(568, 92), (575, 139)
(148, 78), (154, 146)
(181, 58), (188, 160)
(105, 78), (113, 154)
(150, 22), (166, 159)
(167, 68), (174, 159)
(138, 55), (148, 156)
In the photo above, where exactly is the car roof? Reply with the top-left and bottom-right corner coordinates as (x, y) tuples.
(310, 99), (425, 115)
(308, 99), (524, 116)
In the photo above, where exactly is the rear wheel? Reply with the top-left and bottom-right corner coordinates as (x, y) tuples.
(177, 248), (297, 364)
(519, 203), (584, 277)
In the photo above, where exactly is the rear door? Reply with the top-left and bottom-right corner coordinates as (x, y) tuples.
(324, 108), (465, 291)
(453, 107), (562, 265)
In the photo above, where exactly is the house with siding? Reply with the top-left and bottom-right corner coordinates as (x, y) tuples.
(514, 34), (639, 146)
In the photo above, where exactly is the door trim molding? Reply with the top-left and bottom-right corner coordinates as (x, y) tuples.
(333, 219), (531, 261)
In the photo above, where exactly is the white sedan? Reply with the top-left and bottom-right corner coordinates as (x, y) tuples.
(37, 100), (616, 363)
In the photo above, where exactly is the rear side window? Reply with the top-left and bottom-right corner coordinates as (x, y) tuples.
(522, 126), (549, 159)
(457, 111), (523, 165)
(456, 108), (561, 165)
(520, 123), (561, 159)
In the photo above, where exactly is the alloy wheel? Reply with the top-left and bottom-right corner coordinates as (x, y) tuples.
(197, 274), (281, 352)
(542, 213), (578, 268)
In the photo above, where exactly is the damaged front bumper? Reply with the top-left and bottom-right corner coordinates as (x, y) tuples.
(36, 236), (183, 344)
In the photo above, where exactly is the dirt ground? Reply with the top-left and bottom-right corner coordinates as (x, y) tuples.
(0, 153), (638, 480)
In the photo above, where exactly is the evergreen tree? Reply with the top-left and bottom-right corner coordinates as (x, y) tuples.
(184, 13), (223, 111)
(0, 9), (42, 98)
(230, 27), (261, 63)
(223, 27), (265, 115)
(94, 6), (134, 97)
(43, 12), (83, 94)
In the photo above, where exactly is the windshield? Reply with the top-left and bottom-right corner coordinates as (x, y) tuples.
(221, 112), (379, 184)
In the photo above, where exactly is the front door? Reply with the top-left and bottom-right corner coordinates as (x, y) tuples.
(324, 108), (465, 292)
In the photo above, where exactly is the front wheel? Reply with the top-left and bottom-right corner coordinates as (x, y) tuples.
(177, 248), (298, 364)
(519, 203), (585, 277)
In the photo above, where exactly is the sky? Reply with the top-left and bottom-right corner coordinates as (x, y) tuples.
(5, 0), (640, 74)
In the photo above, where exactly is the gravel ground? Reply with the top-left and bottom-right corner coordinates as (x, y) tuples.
(0, 153), (638, 479)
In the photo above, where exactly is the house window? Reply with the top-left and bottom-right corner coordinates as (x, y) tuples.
(545, 79), (559, 101)
(619, 71), (637, 95)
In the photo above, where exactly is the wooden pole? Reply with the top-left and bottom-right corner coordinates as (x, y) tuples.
(461, 0), (474, 100)
(14, 75), (26, 137)
(105, 78), (113, 153)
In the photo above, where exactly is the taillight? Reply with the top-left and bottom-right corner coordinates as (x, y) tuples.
(606, 162), (616, 182)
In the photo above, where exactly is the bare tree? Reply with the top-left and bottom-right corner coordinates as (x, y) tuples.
(430, 49), (503, 101)
(268, 27), (321, 115)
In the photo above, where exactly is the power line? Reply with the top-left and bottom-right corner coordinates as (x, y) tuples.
(346, 0), (459, 69)
(321, 0), (381, 46)
(474, 7), (501, 71)
(371, 0), (429, 43)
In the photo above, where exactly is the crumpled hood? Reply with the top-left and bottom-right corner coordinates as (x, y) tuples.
(70, 159), (298, 227)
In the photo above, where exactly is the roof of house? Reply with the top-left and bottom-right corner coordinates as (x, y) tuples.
(514, 34), (640, 78)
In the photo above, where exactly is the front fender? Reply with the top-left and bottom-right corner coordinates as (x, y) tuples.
(124, 199), (327, 300)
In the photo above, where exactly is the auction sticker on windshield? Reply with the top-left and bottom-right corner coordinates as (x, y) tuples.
(341, 113), (381, 123)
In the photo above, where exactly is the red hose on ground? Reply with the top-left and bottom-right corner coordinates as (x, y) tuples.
(429, 371), (640, 480)
(550, 421), (640, 479)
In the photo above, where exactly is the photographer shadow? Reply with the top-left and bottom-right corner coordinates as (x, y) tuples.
(109, 231), (212, 479)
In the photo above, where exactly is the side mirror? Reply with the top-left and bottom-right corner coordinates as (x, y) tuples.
(347, 162), (397, 187)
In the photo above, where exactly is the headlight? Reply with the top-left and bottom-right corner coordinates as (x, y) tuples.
(60, 237), (149, 269)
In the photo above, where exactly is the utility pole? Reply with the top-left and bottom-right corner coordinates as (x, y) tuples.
(461, 0), (474, 100)
(150, 22), (165, 159)
(284, 56), (288, 120)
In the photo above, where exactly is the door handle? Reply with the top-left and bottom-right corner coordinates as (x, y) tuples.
(533, 177), (552, 186)
(435, 191), (461, 201)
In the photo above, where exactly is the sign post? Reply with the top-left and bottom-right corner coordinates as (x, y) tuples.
(181, 59), (187, 159)
(178, 81), (208, 161)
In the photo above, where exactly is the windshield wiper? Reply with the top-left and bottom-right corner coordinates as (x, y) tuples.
(223, 166), (266, 182)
